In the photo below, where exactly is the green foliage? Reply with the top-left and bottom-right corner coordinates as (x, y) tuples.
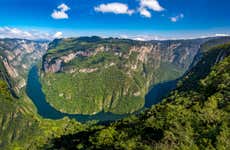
(0, 59), (84, 150)
(1, 38), (230, 150)
(0, 90), (84, 150)
(42, 65), (145, 114)
(45, 42), (230, 150)
(177, 41), (230, 91)
(0, 60), (16, 97)
(41, 37), (191, 115)
(153, 62), (185, 84)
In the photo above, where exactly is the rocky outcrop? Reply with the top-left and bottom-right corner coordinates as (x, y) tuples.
(43, 59), (62, 73)
(40, 36), (230, 115)
(129, 45), (153, 63)
(79, 68), (98, 73)
(2, 58), (19, 78)
(43, 51), (98, 73)
(40, 37), (211, 115)
(61, 53), (77, 63)
(0, 39), (48, 90)
(188, 37), (230, 70)
(43, 39), (203, 74)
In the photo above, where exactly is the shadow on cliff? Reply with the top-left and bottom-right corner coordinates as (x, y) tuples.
(145, 80), (178, 108)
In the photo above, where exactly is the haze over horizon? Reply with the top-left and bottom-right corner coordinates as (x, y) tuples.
(0, 0), (230, 40)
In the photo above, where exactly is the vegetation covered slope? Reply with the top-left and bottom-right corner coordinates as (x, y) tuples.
(0, 50), (84, 150)
(0, 38), (48, 93)
(45, 42), (230, 150)
(41, 37), (205, 115)
(0, 60), (39, 149)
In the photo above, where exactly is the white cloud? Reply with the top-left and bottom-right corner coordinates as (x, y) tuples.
(53, 32), (63, 39)
(119, 34), (166, 41)
(170, 13), (184, 22)
(94, 3), (134, 15)
(119, 33), (230, 41)
(170, 17), (177, 22)
(51, 3), (70, 19)
(215, 33), (229, 37)
(138, 0), (164, 18)
(94, 1), (165, 18)
(0, 26), (61, 40)
(139, 8), (151, 18)
(51, 10), (68, 19)
(140, 0), (164, 12)
(58, 3), (70, 12)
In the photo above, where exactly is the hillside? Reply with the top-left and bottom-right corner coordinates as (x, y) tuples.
(45, 41), (230, 149)
(0, 60), (38, 148)
(0, 39), (48, 93)
(0, 57), (86, 150)
(41, 37), (206, 115)
(0, 40), (83, 150)
(0, 37), (230, 149)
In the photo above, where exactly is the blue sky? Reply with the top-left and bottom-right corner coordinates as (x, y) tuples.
(0, 0), (230, 40)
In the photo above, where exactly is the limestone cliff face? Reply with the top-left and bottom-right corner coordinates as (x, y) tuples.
(41, 37), (210, 115)
(41, 36), (230, 115)
(43, 50), (101, 73)
(43, 58), (63, 73)
(188, 36), (230, 70)
(43, 38), (203, 74)
(0, 39), (48, 91)
(2, 58), (19, 78)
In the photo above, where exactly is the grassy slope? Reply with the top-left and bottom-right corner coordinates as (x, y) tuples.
(45, 42), (230, 150)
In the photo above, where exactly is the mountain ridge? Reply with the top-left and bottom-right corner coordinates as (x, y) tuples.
(45, 39), (230, 150)
(0, 38), (48, 93)
(41, 36), (207, 114)
(0, 36), (230, 149)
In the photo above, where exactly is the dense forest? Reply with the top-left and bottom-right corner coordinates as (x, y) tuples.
(0, 38), (229, 149)
(41, 37), (203, 115)
(42, 42), (230, 149)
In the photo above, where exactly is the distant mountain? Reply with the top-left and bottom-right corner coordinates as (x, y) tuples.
(45, 40), (230, 150)
(41, 37), (208, 115)
(0, 39), (48, 93)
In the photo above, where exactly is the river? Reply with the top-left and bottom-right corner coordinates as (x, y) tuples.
(26, 66), (127, 123)
(26, 66), (177, 123)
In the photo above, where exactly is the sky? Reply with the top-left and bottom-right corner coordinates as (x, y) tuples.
(0, 0), (230, 40)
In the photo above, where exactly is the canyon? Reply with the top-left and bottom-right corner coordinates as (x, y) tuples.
(0, 36), (230, 149)
(41, 37), (212, 114)
(0, 39), (48, 93)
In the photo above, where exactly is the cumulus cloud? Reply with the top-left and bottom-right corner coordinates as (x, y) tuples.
(94, 0), (165, 18)
(170, 13), (184, 22)
(53, 32), (63, 39)
(58, 3), (70, 12)
(139, 8), (151, 18)
(0, 26), (62, 40)
(51, 3), (70, 19)
(138, 0), (164, 18)
(140, 0), (164, 12)
(94, 3), (134, 15)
